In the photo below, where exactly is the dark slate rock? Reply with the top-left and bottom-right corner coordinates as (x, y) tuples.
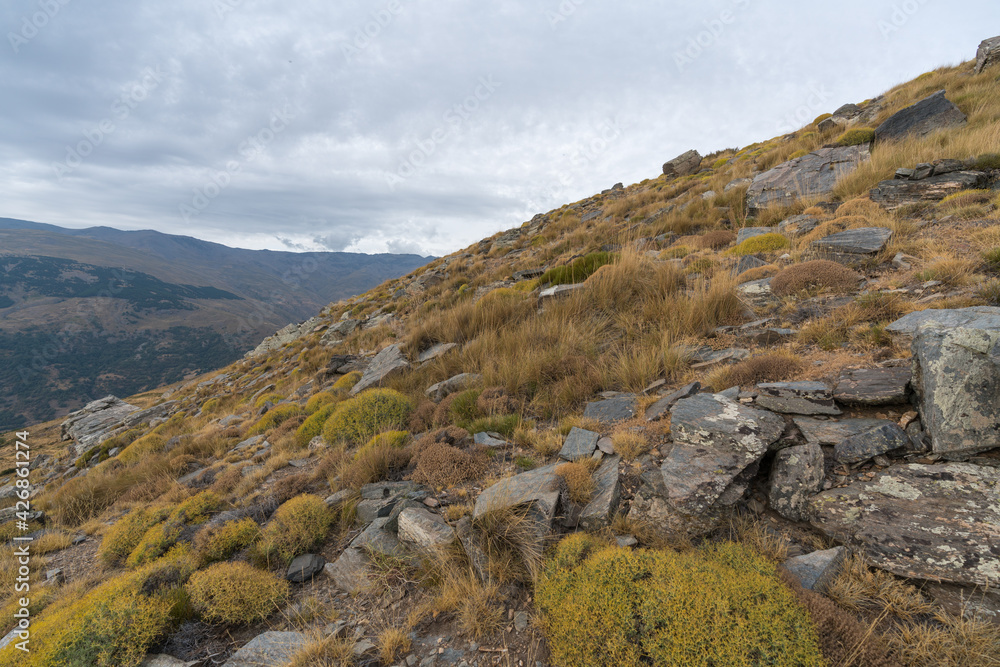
(812, 227), (892, 258)
(810, 463), (1000, 587)
(746, 145), (869, 212)
(323, 549), (374, 595)
(794, 417), (894, 446)
(671, 393), (786, 454)
(834, 422), (911, 464)
(473, 464), (560, 519)
(583, 395), (637, 423)
(221, 631), (308, 667)
(662, 149), (702, 177)
(755, 381), (840, 416)
(361, 481), (427, 501)
(768, 443), (825, 522)
(355, 498), (399, 524)
(579, 455), (621, 530)
(736, 227), (773, 244)
(286, 554), (325, 583)
(833, 367), (911, 406)
(512, 267), (545, 281)
(886, 306), (1000, 341)
(783, 547), (849, 594)
(425, 372), (482, 402)
(559, 427), (599, 462)
(417, 342), (458, 364)
(645, 382), (701, 422)
(350, 344), (410, 395)
(777, 214), (819, 237)
(350, 518), (408, 558)
(911, 322), (1000, 460)
(733, 254), (767, 276)
(870, 171), (988, 211)
(976, 35), (1000, 73)
(875, 90), (966, 143)
(455, 516), (490, 582)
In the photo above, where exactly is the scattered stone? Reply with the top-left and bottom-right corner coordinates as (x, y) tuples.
(737, 278), (773, 297)
(616, 535), (638, 548)
(61, 395), (140, 458)
(140, 656), (199, 667)
(473, 464), (560, 525)
(513, 611), (530, 633)
(221, 631), (308, 667)
(426, 373), (483, 402)
(833, 367), (911, 406)
(579, 455), (621, 530)
(783, 547), (849, 595)
(350, 344), (410, 395)
(583, 395), (637, 423)
(736, 227), (773, 245)
(325, 489), (355, 508)
(538, 283), (586, 304)
(746, 145), (869, 212)
(733, 254), (768, 276)
(812, 227), (892, 262)
(286, 554), (325, 583)
(351, 518), (409, 559)
(662, 149), (702, 177)
(911, 320), (1000, 459)
(870, 170), (988, 210)
(325, 549), (375, 595)
(875, 90), (967, 143)
(777, 214), (819, 237)
(473, 432), (508, 448)
(755, 381), (840, 416)
(559, 427), (599, 462)
(513, 267), (546, 281)
(724, 177), (752, 192)
(597, 437), (615, 455)
(44, 568), (65, 584)
(810, 463), (1000, 587)
(645, 382), (700, 422)
(768, 443), (825, 522)
(975, 35), (1000, 73)
(418, 343), (459, 364)
(794, 417), (894, 446)
(397, 507), (456, 549)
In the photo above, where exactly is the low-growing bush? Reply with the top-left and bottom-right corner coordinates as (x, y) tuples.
(836, 128), (875, 146)
(538, 252), (614, 287)
(98, 507), (169, 566)
(698, 230), (736, 249)
(117, 434), (167, 465)
(354, 430), (409, 460)
(537, 537), (824, 666)
(322, 389), (414, 445)
(126, 520), (183, 568)
(296, 402), (338, 447)
(465, 414), (520, 437)
(770, 260), (862, 296)
(186, 562), (289, 624)
(555, 462), (595, 504)
(253, 494), (332, 566)
(729, 233), (789, 256)
(195, 517), (261, 563)
(305, 391), (337, 414)
(332, 371), (362, 392)
(254, 392), (284, 408)
(247, 404), (303, 436)
(170, 490), (221, 524)
(409, 442), (486, 488)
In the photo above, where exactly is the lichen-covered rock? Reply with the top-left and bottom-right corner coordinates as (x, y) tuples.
(834, 422), (911, 464)
(975, 35), (1000, 73)
(221, 631), (308, 667)
(755, 381), (840, 416)
(783, 547), (849, 595)
(579, 455), (621, 530)
(350, 344), (410, 395)
(746, 145), (869, 212)
(870, 171), (988, 211)
(671, 393), (786, 455)
(61, 395), (140, 458)
(833, 367), (911, 406)
(768, 443), (825, 521)
(793, 417), (894, 446)
(911, 324), (1000, 459)
(810, 463), (1000, 587)
(397, 507), (456, 549)
(582, 395), (637, 423)
(886, 306), (1000, 341)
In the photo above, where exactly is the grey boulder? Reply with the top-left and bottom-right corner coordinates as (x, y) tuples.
(286, 554), (325, 583)
(662, 149), (702, 177)
(834, 422), (910, 464)
(875, 90), (966, 143)
(783, 547), (849, 595)
(870, 170), (988, 211)
(221, 631), (308, 667)
(755, 381), (840, 416)
(768, 443), (825, 522)
(746, 145), (869, 212)
(350, 344), (410, 395)
(425, 372), (482, 402)
(976, 35), (1000, 73)
(811, 227), (892, 262)
(833, 367), (911, 406)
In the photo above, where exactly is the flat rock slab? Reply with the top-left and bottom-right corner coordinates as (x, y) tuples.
(812, 227), (892, 259)
(870, 171), (987, 211)
(662, 149), (701, 177)
(769, 443), (825, 522)
(579, 455), (621, 530)
(539, 283), (586, 303)
(417, 342), (458, 364)
(324, 549), (375, 595)
(755, 381), (840, 416)
(671, 393), (786, 454)
(426, 372), (482, 402)
(473, 464), (560, 519)
(351, 344), (410, 395)
(559, 427), (599, 461)
(834, 422), (911, 464)
(736, 227), (774, 244)
(473, 432), (509, 448)
(746, 145), (869, 212)
(976, 35), (1000, 73)
(583, 396), (637, 423)
(810, 463), (1000, 587)
(349, 518), (408, 559)
(833, 367), (911, 406)
(61, 395), (140, 458)
(778, 214), (819, 237)
(733, 254), (767, 276)
(397, 507), (456, 549)
(783, 547), (849, 595)
(912, 324), (1000, 459)
(794, 417), (894, 446)
(887, 306), (1000, 340)
(221, 631), (308, 667)
(645, 382), (700, 422)
(875, 90), (967, 143)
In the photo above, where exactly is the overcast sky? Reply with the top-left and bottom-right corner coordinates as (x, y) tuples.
(1, 1), (997, 256)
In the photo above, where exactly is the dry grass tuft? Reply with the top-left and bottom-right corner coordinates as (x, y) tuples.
(771, 260), (863, 296)
(555, 462), (596, 504)
(827, 555), (932, 620)
(409, 442), (486, 488)
(611, 427), (650, 461)
(707, 351), (803, 390)
(699, 230), (737, 249)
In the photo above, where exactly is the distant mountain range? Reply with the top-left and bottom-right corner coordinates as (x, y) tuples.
(0, 218), (432, 430)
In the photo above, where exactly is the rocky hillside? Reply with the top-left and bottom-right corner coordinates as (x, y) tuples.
(3, 37), (1000, 667)
(0, 219), (431, 431)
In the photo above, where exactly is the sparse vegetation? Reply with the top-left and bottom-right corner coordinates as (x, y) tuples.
(322, 389), (414, 444)
(186, 561), (289, 624)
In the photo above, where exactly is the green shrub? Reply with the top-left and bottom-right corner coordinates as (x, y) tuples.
(449, 389), (482, 428)
(466, 414), (520, 437)
(305, 391), (337, 414)
(117, 434), (167, 465)
(835, 128), (875, 146)
(186, 562), (289, 624)
(539, 252), (614, 287)
(126, 521), (183, 568)
(254, 392), (284, 408)
(813, 113), (833, 125)
(354, 430), (409, 460)
(658, 246), (690, 260)
(985, 247), (1000, 272)
(332, 371), (362, 392)
(169, 491), (221, 524)
(321, 389), (414, 445)
(296, 402), (338, 447)
(201, 397), (220, 414)
(537, 538), (824, 667)
(973, 153), (1000, 170)
(712, 157), (729, 169)
(195, 517), (261, 563)
(253, 494), (332, 566)
(98, 507), (169, 566)
(729, 233), (789, 256)
(247, 404), (303, 435)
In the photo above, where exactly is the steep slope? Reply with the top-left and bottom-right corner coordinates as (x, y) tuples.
(3, 40), (1000, 667)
